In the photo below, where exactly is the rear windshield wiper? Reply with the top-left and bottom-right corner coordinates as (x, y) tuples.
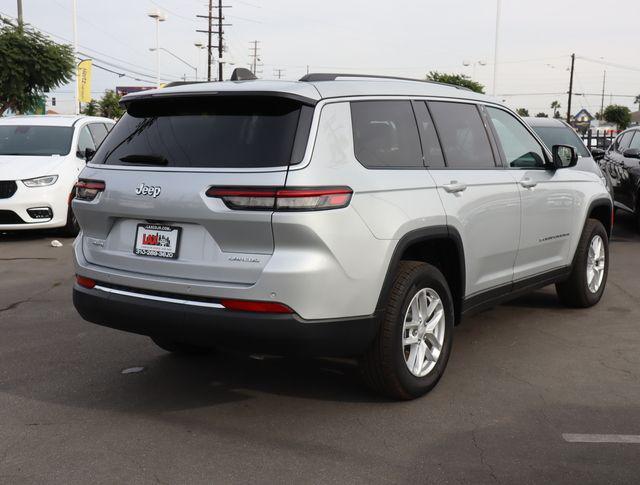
(119, 154), (168, 165)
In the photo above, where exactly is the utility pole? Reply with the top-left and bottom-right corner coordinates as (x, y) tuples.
(273, 68), (285, 80)
(600, 70), (606, 118)
(491, 0), (501, 96)
(196, 0), (231, 81)
(566, 53), (575, 124)
(16, 0), (23, 26)
(249, 40), (260, 76)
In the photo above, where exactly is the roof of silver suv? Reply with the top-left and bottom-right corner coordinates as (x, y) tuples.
(121, 75), (494, 106)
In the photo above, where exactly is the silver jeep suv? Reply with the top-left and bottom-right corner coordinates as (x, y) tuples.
(72, 73), (612, 399)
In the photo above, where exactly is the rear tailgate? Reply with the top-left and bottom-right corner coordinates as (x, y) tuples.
(73, 94), (314, 285)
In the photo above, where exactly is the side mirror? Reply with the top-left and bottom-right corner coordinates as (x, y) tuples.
(85, 147), (96, 161)
(590, 147), (605, 161)
(622, 148), (640, 160)
(77, 147), (95, 161)
(552, 144), (578, 169)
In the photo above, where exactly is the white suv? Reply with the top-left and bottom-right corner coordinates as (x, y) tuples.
(0, 115), (114, 235)
(71, 73), (612, 399)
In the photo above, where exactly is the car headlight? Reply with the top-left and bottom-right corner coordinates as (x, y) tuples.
(22, 175), (58, 187)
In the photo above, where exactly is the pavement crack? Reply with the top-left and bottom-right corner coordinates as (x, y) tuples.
(0, 257), (55, 261)
(0, 282), (62, 315)
(471, 427), (499, 484)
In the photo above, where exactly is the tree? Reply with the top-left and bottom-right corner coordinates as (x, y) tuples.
(535, 112), (549, 118)
(516, 108), (530, 117)
(97, 90), (123, 119)
(603, 104), (632, 130)
(81, 99), (99, 116)
(0, 17), (74, 115)
(550, 100), (561, 119)
(634, 94), (640, 111)
(425, 71), (485, 94)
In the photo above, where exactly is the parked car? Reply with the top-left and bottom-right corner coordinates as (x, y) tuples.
(523, 117), (613, 196)
(600, 126), (640, 230)
(0, 115), (115, 235)
(72, 73), (612, 399)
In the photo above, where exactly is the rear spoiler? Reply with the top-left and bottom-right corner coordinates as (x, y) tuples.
(119, 90), (318, 109)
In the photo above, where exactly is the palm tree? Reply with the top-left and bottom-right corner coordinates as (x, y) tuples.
(550, 100), (561, 118)
(635, 94), (640, 111)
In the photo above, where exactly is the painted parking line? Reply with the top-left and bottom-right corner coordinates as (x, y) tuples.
(563, 434), (640, 444)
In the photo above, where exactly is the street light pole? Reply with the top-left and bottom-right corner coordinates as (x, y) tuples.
(72, 0), (79, 114)
(16, 0), (23, 26)
(148, 9), (167, 88)
(492, 0), (501, 96)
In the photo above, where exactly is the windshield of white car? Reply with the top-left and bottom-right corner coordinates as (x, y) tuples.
(0, 126), (74, 156)
(531, 126), (591, 158)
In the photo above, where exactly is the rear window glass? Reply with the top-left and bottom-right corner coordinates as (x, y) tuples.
(351, 101), (423, 169)
(94, 96), (311, 168)
(531, 126), (590, 157)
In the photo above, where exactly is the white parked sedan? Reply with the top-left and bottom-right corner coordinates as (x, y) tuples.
(0, 115), (115, 235)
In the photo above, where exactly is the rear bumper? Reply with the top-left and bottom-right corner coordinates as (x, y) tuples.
(73, 284), (380, 357)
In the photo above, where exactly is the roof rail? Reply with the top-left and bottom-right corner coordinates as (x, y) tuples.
(298, 73), (472, 91)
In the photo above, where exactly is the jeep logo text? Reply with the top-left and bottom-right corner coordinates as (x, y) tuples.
(135, 183), (162, 198)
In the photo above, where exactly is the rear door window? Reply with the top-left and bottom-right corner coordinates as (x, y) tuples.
(351, 100), (423, 169)
(428, 102), (496, 169)
(94, 96), (312, 168)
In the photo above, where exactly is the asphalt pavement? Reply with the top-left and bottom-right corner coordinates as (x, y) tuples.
(1, 214), (639, 484)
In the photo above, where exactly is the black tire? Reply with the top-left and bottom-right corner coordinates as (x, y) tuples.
(59, 200), (80, 237)
(151, 337), (213, 355)
(360, 261), (454, 400)
(556, 219), (609, 308)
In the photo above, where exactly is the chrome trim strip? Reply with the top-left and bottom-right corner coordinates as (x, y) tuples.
(93, 285), (225, 309)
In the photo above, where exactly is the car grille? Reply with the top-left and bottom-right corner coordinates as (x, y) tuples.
(0, 210), (25, 224)
(0, 181), (17, 199)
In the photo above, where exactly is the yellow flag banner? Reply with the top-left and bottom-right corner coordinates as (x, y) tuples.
(77, 59), (93, 103)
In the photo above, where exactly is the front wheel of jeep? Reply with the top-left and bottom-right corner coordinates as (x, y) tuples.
(556, 218), (609, 308)
(360, 261), (454, 400)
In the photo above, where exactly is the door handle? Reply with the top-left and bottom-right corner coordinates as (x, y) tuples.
(520, 178), (538, 189)
(442, 181), (467, 193)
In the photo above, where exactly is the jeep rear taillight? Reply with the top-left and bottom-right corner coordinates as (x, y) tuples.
(75, 180), (105, 201)
(206, 186), (353, 211)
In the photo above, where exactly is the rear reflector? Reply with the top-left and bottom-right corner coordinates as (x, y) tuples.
(220, 299), (294, 314)
(75, 180), (105, 201)
(76, 275), (96, 289)
(206, 186), (353, 211)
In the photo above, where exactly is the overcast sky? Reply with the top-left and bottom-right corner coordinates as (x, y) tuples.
(2, 0), (639, 115)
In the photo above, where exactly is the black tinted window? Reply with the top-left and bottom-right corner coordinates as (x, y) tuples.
(628, 131), (640, 150)
(351, 101), (423, 168)
(413, 101), (445, 168)
(617, 131), (634, 153)
(531, 126), (590, 157)
(96, 96), (309, 168)
(88, 123), (109, 147)
(428, 102), (495, 169)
